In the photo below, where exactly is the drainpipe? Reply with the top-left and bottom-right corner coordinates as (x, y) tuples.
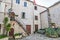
(11, 0), (13, 12)
(32, 4), (35, 33)
(1, 0), (7, 35)
(33, 7), (35, 33)
(40, 13), (42, 29)
(47, 8), (51, 27)
(33, 0), (36, 33)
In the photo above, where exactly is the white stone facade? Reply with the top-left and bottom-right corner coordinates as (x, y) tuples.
(0, 0), (46, 34)
(0, 2), (5, 35)
(40, 1), (60, 28)
(40, 10), (49, 29)
(49, 1), (60, 27)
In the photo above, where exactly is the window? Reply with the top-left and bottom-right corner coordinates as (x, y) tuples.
(34, 6), (37, 10)
(8, 8), (11, 13)
(22, 12), (25, 18)
(35, 25), (38, 31)
(16, 0), (20, 4)
(35, 16), (38, 20)
(24, 2), (27, 7)
(0, 24), (1, 32)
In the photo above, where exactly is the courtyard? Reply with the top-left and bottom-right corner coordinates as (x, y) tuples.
(20, 33), (60, 40)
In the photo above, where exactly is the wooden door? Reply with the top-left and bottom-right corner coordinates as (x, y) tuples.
(26, 25), (31, 34)
(35, 25), (38, 31)
(9, 28), (14, 36)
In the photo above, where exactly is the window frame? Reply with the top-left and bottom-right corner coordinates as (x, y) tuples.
(34, 6), (37, 10)
(24, 2), (27, 7)
(16, 0), (20, 4)
(0, 24), (1, 32)
(22, 12), (25, 19)
(35, 16), (38, 20)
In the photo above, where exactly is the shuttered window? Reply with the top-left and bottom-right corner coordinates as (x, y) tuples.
(24, 2), (27, 7)
(16, 0), (20, 4)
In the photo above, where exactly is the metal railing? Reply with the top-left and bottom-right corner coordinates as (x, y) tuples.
(15, 17), (29, 35)
(15, 17), (26, 28)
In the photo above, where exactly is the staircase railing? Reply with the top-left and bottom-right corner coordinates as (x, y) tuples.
(15, 17), (26, 29)
(15, 17), (29, 35)
(7, 12), (29, 35)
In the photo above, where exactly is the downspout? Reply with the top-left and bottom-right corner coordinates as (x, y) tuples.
(2, 0), (6, 35)
(1, 0), (7, 35)
(11, 0), (13, 12)
(33, 0), (36, 33)
(47, 8), (51, 27)
(33, 5), (35, 33)
(40, 13), (42, 29)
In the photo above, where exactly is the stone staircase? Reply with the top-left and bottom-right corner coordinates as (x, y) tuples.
(5, 12), (28, 37)
(15, 19), (29, 35)
(10, 21), (28, 36)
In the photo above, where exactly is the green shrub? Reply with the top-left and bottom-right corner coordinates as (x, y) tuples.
(45, 27), (58, 37)
(45, 27), (52, 36)
(56, 28), (60, 36)
(0, 35), (7, 39)
(14, 33), (22, 36)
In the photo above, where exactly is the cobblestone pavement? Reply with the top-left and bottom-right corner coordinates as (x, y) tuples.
(20, 33), (60, 40)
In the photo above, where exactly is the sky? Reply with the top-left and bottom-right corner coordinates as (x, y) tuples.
(31, 0), (60, 7)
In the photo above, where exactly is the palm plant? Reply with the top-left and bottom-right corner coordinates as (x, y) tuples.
(3, 17), (11, 36)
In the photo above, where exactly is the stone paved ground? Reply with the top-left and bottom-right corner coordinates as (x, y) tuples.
(20, 33), (60, 40)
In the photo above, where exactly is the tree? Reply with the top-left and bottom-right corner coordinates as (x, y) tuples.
(3, 17), (11, 36)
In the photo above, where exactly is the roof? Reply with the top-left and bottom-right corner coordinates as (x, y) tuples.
(40, 10), (47, 14)
(27, 1), (47, 9)
(40, 1), (60, 14)
(48, 1), (60, 8)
